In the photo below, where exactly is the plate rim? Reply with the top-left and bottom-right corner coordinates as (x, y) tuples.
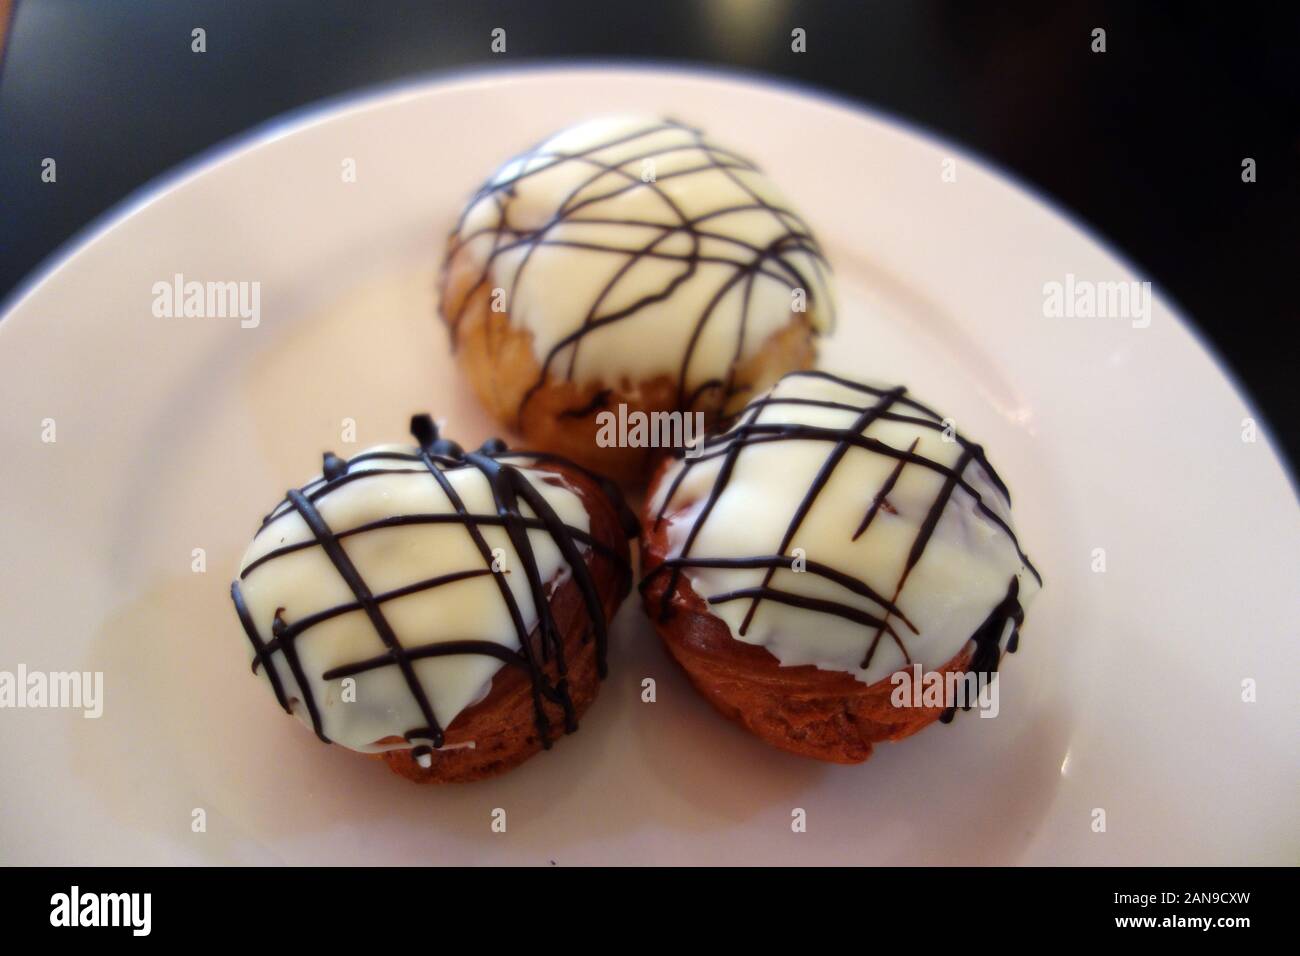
(0, 61), (1295, 865)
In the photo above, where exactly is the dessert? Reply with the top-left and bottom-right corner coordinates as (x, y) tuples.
(640, 371), (1041, 763)
(230, 415), (635, 783)
(439, 115), (836, 483)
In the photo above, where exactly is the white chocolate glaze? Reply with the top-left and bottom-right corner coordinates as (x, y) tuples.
(233, 438), (592, 754)
(447, 115), (835, 405)
(648, 372), (1040, 686)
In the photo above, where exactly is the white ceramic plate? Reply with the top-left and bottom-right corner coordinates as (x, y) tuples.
(1, 66), (1295, 866)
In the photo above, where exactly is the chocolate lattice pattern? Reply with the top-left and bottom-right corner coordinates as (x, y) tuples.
(231, 415), (629, 760)
(643, 371), (1041, 720)
(443, 117), (837, 417)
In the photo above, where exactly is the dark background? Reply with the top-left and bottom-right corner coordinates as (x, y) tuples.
(1, 0), (1296, 471)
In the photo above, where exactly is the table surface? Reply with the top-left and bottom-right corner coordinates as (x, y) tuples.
(1, 0), (1296, 473)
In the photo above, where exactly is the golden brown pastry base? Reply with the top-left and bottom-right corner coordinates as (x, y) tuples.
(640, 458), (974, 765)
(438, 251), (818, 486)
(377, 459), (631, 783)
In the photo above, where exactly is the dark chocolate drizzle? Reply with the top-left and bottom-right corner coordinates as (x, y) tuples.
(642, 371), (1040, 716)
(939, 577), (1023, 723)
(231, 415), (634, 753)
(441, 118), (836, 422)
